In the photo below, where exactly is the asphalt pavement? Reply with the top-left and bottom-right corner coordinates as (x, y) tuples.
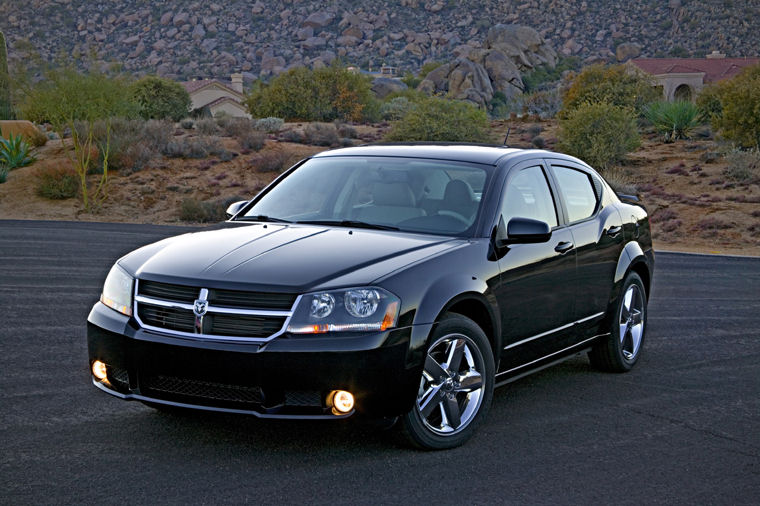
(1, 220), (758, 505)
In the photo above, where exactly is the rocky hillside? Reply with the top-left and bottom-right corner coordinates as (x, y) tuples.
(1, 0), (757, 81)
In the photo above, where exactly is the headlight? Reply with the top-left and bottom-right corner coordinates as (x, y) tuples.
(100, 264), (134, 316)
(288, 287), (400, 334)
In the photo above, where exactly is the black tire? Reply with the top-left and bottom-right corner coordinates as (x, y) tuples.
(401, 313), (495, 450)
(589, 271), (648, 373)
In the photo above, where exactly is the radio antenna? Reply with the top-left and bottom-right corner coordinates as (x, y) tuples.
(503, 127), (511, 146)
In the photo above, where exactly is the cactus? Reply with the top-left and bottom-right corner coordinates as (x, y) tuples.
(0, 30), (12, 120)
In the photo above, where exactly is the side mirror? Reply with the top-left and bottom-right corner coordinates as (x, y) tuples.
(506, 216), (552, 244)
(225, 200), (248, 218)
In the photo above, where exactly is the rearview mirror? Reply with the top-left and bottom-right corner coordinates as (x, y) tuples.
(225, 200), (248, 218)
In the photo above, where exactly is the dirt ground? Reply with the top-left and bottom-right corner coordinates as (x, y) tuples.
(1, 120), (758, 256)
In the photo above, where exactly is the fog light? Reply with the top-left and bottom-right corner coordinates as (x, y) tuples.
(329, 390), (355, 415)
(92, 360), (107, 381)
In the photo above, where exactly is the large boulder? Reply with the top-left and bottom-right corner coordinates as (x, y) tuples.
(419, 58), (493, 108)
(371, 77), (408, 99)
(483, 49), (523, 99)
(485, 24), (557, 71)
(615, 42), (642, 62)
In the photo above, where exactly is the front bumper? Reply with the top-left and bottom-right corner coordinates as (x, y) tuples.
(87, 302), (428, 419)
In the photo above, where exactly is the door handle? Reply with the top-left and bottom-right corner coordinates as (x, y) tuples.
(606, 226), (622, 237)
(554, 241), (574, 254)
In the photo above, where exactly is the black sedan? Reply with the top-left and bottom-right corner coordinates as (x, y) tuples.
(88, 144), (653, 449)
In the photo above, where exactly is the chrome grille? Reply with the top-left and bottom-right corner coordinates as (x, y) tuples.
(134, 280), (297, 342)
(138, 305), (195, 333)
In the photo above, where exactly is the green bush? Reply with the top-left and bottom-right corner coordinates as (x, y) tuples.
(558, 102), (640, 171)
(0, 30), (12, 120)
(643, 101), (700, 142)
(522, 56), (580, 93)
(380, 97), (413, 120)
(561, 64), (660, 117)
(0, 166), (7, 183)
(34, 166), (78, 199)
(696, 85), (722, 123)
(129, 76), (191, 122)
(712, 64), (760, 148)
(384, 97), (491, 143)
(246, 64), (376, 122)
(0, 132), (35, 168)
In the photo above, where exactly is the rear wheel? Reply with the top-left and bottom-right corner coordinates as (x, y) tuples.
(589, 271), (647, 372)
(401, 314), (494, 450)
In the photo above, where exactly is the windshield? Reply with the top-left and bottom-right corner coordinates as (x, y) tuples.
(240, 156), (491, 236)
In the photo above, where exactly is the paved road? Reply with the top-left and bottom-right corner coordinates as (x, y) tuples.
(1, 220), (758, 505)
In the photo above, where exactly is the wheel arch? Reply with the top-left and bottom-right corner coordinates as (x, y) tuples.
(434, 293), (501, 367)
(614, 241), (653, 299)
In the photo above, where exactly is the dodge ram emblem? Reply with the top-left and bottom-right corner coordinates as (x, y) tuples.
(193, 299), (208, 316)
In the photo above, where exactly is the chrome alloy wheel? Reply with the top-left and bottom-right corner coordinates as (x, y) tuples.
(619, 284), (645, 360)
(416, 333), (485, 435)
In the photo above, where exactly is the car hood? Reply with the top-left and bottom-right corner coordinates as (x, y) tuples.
(120, 223), (463, 292)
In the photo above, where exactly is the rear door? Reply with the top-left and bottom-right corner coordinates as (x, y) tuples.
(546, 160), (625, 330)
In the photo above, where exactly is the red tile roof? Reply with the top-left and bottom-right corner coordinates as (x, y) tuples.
(631, 57), (760, 83)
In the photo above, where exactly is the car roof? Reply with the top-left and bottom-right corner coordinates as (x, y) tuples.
(312, 144), (530, 165)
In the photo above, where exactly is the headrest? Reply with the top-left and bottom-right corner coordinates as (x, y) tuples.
(443, 179), (474, 206)
(373, 182), (416, 207)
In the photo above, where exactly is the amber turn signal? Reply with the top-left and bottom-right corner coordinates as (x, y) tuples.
(92, 360), (107, 381)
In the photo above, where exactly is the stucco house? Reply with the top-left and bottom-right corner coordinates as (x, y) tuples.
(180, 73), (250, 118)
(630, 52), (760, 102)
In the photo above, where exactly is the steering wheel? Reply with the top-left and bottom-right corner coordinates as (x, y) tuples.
(438, 210), (470, 225)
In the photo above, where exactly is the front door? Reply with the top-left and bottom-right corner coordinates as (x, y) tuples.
(493, 162), (578, 372)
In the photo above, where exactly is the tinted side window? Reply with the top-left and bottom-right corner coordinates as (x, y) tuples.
(553, 166), (598, 223)
(501, 166), (558, 228)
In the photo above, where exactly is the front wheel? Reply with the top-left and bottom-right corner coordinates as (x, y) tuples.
(401, 314), (494, 450)
(589, 271), (648, 372)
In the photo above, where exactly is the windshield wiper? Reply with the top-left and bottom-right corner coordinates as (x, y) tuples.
(296, 220), (399, 231)
(236, 215), (292, 223)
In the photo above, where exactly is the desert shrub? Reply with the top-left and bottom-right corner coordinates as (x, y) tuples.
(196, 118), (219, 135)
(214, 112), (232, 130)
(603, 171), (638, 195)
(82, 119), (171, 172)
(723, 148), (760, 182)
(279, 129), (304, 143)
(531, 136), (546, 149)
(34, 165), (78, 199)
(180, 118), (194, 129)
(165, 136), (222, 159)
(380, 97), (413, 121)
(303, 122), (339, 146)
(0, 132), (35, 168)
(129, 76), (191, 122)
(252, 149), (291, 172)
(711, 64), (760, 148)
(643, 101), (700, 142)
(561, 64), (659, 117)
(237, 130), (266, 151)
(558, 102), (640, 171)
(222, 117), (253, 138)
(0, 166), (6, 183)
(179, 197), (226, 222)
(254, 117), (284, 133)
(385, 97), (491, 143)
(246, 64), (376, 122)
(336, 122), (357, 138)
